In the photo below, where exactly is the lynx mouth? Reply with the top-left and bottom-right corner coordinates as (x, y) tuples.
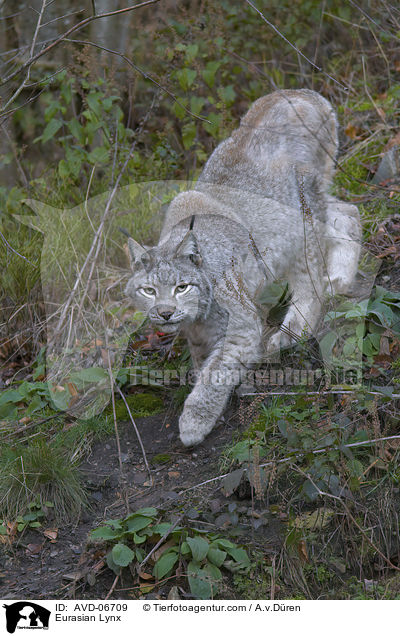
(152, 320), (182, 333)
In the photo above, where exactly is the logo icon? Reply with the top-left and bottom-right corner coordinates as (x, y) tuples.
(3, 602), (50, 633)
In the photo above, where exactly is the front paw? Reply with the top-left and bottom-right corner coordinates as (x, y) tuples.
(179, 406), (217, 447)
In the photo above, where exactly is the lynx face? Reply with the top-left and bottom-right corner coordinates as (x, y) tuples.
(125, 231), (213, 333)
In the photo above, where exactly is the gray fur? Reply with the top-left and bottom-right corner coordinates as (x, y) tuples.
(125, 89), (361, 446)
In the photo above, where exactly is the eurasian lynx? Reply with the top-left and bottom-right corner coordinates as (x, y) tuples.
(125, 89), (361, 446)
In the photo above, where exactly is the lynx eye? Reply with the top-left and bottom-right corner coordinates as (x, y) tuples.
(139, 286), (156, 298)
(175, 283), (192, 295)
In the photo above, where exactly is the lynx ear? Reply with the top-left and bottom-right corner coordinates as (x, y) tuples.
(128, 237), (151, 270)
(175, 231), (202, 266)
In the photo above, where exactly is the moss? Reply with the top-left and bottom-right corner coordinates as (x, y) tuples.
(151, 453), (172, 465)
(107, 392), (164, 419)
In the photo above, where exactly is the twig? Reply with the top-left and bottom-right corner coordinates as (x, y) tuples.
(2, 0), (47, 112)
(294, 465), (400, 572)
(105, 574), (119, 600)
(0, 230), (36, 266)
(0, 1), (162, 88)
(244, 0), (349, 90)
(115, 384), (152, 485)
(178, 434), (400, 495)
(139, 516), (183, 570)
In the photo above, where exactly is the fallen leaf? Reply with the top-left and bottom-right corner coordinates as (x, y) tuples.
(167, 471), (180, 479)
(43, 528), (58, 542)
(138, 570), (154, 580)
(152, 539), (176, 563)
(168, 585), (180, 599)
(139, 583), (155, 594)
(298, 539), (308, 562)
(345, 122), (362, 139)
(67, 382), (78, 397)
(26, 543), (43, 555)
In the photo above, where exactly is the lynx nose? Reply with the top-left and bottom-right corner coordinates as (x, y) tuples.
(157, 305), (175, 321)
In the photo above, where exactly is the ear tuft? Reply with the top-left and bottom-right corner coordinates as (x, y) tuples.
(128, 237), (146, 266)
(175, 231), (202, 266)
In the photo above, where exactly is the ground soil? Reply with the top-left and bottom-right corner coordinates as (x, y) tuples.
(0, 397), (280, 601)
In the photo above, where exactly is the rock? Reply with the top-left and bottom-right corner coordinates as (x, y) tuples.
(372, 147), (400, 184)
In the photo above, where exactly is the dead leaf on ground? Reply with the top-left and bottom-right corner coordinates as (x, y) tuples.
(43, 527), (58, 542)
(298, 539), (308, 562)
(26, 543), (44, 555)
(152, 539), (176, 563)
(138, 570), (154, 581)
(345, 122), (363, 139)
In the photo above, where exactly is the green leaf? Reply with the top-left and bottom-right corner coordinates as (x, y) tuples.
(126, 516), (153, 533)
(86, 92), (102, 118)
(106, 550), (121, 576)
(180, 541), (191, 556)
(39, 118), (63, 144)
(88, 146), (109, 164)
(185, 44), (199, 62)
(91, 526), (121, 540)
(187, 536), (209, 562)
(0, 390), (23, 407)
(153, 551), (179, 580)
(202, 61), (221, 88)
(301, 479), (321, 501)
(203, 112), (222, 138)
(176, 68), (197, 91)
(152, 522), (174, 535)
(207, 547), (227, 567)
(69, 367), (108, 383)
(187, 561), (212, 599)
(190, 96), (205, 116)
(320, 331), (338, 359)
(134, 507), (158, 517)
(225, 547), (250, 568)
(111, 543), (135, 567)
(0, 525), (7, 535)
(218, 85), (236, 106)
(214, 538), (236, 550)
(221, 468), (244, 496)
(67, 119), (85, 145)
(182, 122), (197, 150)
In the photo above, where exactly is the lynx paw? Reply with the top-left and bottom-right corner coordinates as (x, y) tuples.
(179, 406), (217, 447)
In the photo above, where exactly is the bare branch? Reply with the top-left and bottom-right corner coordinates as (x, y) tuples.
(244, 0), (349, 91)
(0, 0), (161, 88)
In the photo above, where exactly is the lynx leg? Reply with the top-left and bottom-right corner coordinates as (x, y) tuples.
(324, 200), (361, 295)
(179, 312), (263, 446)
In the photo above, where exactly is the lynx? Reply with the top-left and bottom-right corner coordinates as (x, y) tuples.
(125, 89), (361, 446)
